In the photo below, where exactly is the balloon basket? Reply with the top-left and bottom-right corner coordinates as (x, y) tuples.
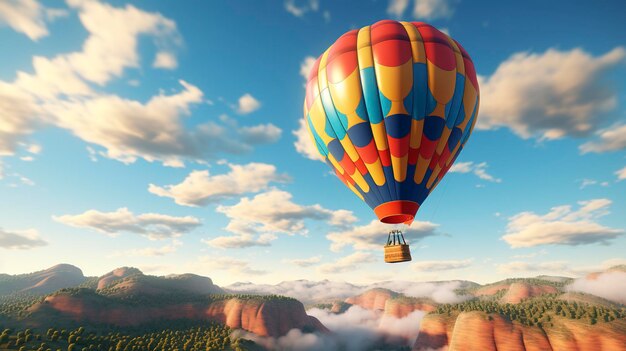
(384, 230), (412, 263)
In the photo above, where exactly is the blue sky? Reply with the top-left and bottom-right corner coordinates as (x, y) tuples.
(0, 0), (624, 285)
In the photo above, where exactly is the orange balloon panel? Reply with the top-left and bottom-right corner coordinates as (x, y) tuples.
(303, 20), (479, 225)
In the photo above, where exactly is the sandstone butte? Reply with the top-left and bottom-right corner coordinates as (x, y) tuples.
(344, 288), (436, 318)
(30, 294), (327, 338)
(413, 311), (626, 351)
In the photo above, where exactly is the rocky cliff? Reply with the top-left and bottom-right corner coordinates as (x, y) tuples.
(28, 291), (326, 338)
(413, 311), (626, 351)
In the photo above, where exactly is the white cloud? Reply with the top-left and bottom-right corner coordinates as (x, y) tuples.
(208, 189), (356, 248)
(387, 0), (410, 17)
(616, 166), (626, 181)
(0, 228), (47, 249)
(294, 118), (324, 161)
(496, 260), (570, 274)
(318, 252), (376, 274)
(413, 0), (455, 19)
(195, 255), (266, 276)
(478, 47), (626, 140)
(449, 161), (501, 182)
(236, 93), (261, 114)
(387, 0), (455, 20)
(300, 56), (316, 81)
(284, 0), (319, 17)
(580, 124), (626, 153)
(239, 123), (282, 144)
(53, 207), (201, 240)
(111, 240), (181, 257)
(47, 81), (280, 166)
(567, 272), (626, 304)
(149, 163), (289, 206)
(0, 81), (42, 156)
(202, 233), (277, 249)
(412, 259), (472, 272)
(327, 220), (438, 252)
(227, 279), (471, 305)
(283, 256), (322, 268)
(0, 0), (50, 40)
(153, 51), (178, 69)
(501, 199), (624, 248)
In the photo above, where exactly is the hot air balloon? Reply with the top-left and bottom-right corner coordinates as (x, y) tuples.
(302, 20), (479, 263)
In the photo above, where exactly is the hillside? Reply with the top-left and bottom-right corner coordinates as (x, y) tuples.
(24, 288), (326, 337)
(0, 264), (86, 296)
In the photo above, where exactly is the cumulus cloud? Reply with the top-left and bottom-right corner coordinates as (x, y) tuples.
(236, 93), (261, 114)
(53, 207), (201, 240)
(239, 123), (282, 144)
(293, 119), (324, 161)
(501, 199), (624, 248)
(567, 272), (626, 304)
(0, 81), (42, 156)
(388, 0), (455, 20)
(48, 81), (281, 166)
(449, 161), (501, 183)
(153, 51), (178, 69)
(478, 47), (626, 140)
(0, 0), (57, 40)
(202, 233), (277, 249)
(284, 0), (319, 17)
(1, 1), (281, 165)
(318, 252), (376, 274)
(616, 166), (626, 181)
(580, 124), (626, 153)
(412, 259), (473, 272)
(0, 228), (47, 249)
(300, 56), (316, 80)
(206, 189), (356, 249)
(148, 163), (289, 206)
(327, 220), (438, 252)
(284, 256), (322, 268)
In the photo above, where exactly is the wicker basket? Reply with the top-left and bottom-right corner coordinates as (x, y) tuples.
(384, 244), (412, 263)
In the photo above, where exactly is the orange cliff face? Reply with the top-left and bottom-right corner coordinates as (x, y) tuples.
(344, 288), (436, 318)
(345, 288), (398, 311)
(413, 311), (626, 351)
(32, 294), (327, 338)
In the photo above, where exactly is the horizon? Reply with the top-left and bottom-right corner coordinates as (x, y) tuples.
(1, 0), (625, 288)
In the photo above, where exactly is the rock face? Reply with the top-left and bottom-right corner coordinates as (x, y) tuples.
(345, 288), (399, 311)
(344, 288), (436, 318)
(30, 293), (326, 338)
(500, 282), (558, 304)
(0, 264), (85, 296)
(384, 298), (436, 318)
(413, 311), (626, 351)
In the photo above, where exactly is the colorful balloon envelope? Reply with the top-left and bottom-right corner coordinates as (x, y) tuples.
(303, 20), (480, 225)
